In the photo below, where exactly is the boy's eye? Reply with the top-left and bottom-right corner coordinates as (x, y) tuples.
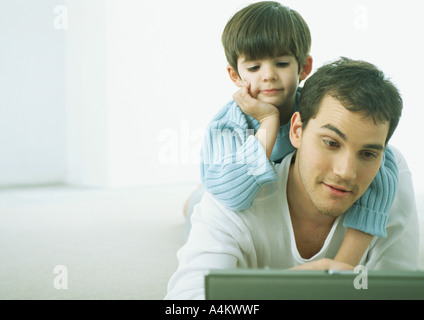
(247, 65), (260, 72)
(276, 61), (289, 67)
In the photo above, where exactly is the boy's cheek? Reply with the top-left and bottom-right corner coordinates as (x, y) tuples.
(249, 86), (260, 99)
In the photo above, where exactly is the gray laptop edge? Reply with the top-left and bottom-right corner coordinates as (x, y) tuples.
(205, 268), (424, 300)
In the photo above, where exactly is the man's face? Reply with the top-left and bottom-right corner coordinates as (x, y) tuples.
(290, 94), (390, 218)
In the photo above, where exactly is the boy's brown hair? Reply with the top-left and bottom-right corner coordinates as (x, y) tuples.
(222, 1), (311, 74)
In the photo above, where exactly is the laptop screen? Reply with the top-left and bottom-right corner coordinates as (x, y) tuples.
(205, 268), (424, 300)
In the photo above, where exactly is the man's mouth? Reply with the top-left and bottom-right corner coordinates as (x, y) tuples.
(323, 183), (352, 198)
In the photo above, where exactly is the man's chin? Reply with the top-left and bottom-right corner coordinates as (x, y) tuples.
(315, 204), (352, 219)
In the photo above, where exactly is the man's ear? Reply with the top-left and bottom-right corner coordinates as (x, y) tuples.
(227, 64), (242, 87)
(299, 55), (313, 82)
(290, 112), (303, 148)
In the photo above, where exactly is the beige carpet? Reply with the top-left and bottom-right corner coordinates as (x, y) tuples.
(0, 184), (423, 299)
(0, 184), (192, 300)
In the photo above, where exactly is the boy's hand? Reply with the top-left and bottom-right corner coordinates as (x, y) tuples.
(233, 80), (280, 160)
(290, 258), (354, 271)
(233, 80), (279, 123)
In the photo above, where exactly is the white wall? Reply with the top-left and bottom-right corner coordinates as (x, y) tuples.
(1, 0), (424, 194)
(104, 0), (234, 186)
(65, 0), (109, 186)
(102, 0), (424, 192)
(0, 0), (66, 186)
(295, 0), (424, 194)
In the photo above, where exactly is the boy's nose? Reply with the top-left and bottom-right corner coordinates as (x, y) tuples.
(262, 64), (278, 82)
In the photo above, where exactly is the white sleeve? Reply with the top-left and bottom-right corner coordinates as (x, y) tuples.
(364, 146), (420, 270)
(164, 193), (254, 300)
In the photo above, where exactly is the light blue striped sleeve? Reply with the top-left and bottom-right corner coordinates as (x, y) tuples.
(200, 102), (277, 211)
(343, 146), (399, 238)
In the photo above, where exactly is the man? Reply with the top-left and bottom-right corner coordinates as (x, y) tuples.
(165, 57), (420, 300)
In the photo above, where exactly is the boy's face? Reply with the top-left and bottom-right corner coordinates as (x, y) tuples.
(229, 55), (311, 110)
(289, 94), (389, 218)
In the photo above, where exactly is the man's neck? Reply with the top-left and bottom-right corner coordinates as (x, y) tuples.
(286, 155), (337, 258)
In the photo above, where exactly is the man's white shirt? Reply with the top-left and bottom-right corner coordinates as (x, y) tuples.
(165, 146), (420, 300)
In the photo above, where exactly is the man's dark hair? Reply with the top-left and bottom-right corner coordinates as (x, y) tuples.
(299, 57), (403, 145)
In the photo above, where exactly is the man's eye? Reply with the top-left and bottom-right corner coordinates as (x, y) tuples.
(361, 151), (378, 160)
(324, 139), (338, 148)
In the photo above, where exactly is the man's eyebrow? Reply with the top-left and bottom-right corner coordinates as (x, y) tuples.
(321, 124), (385, 151)
(362, 144), (385, 151)
(322, 124), (346, 141)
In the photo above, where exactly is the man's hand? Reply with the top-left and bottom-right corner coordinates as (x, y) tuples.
(233, 80), (280, 123)
(290, 258), (354, 271)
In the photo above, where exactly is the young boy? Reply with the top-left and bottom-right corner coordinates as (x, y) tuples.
(185, 1), (398, 267)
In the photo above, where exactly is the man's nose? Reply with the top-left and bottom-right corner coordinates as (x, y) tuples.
(333, 152), (357, 181)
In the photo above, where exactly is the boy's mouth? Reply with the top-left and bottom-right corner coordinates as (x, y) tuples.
(261, 88), (282, 95)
